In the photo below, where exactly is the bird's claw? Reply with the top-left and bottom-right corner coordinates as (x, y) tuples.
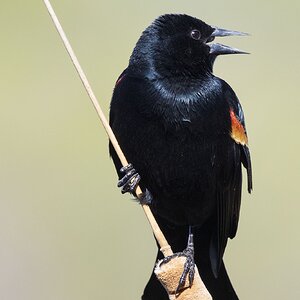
(118, 163), (141, 194)
(160, 232), (195, 294)
(177, 246), (195, 293)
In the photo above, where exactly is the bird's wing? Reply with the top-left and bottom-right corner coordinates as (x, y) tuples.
(229, 100), (253, 194)
(210, 140), (243, 277)
(210, 86), (252, 277)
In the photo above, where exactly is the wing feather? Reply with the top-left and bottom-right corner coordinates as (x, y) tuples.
(210, 141), (242, 277)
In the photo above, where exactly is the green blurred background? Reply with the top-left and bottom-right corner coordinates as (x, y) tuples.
(0, 1), (299, 299)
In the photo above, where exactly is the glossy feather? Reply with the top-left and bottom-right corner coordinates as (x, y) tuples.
(109, 14), (252, 299)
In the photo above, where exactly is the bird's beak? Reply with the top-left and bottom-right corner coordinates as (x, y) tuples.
(211, 27), (248, 37)
(209, 27), (249, 55)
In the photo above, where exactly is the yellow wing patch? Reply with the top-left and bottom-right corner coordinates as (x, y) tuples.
(230, 108), (248, 145)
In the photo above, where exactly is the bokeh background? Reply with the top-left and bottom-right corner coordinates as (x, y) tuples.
(0, 1), (299, 299)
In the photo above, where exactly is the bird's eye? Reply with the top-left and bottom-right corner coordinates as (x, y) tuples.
(207, 36), (215, 43)
(190, 29), (201, 40)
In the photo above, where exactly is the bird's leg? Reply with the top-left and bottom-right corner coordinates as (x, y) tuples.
(160, 226), (195, 294)
(117, 164), (153, 205)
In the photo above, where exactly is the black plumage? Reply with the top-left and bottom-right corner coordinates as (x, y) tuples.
(109, 14), (252, 300)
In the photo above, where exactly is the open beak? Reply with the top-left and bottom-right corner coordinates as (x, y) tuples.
(209, 27), (249, 55)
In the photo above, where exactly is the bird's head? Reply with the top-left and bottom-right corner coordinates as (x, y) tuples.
(129, 14), (248, 78)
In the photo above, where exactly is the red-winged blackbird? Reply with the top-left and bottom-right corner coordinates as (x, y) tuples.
(109, 14), (252, 300)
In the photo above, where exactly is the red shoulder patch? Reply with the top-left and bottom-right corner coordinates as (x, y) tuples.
(115, 74), (125, 87)
(230, 108), (248, 145)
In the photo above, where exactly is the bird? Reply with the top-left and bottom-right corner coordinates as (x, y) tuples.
(109, 14), (252, 300)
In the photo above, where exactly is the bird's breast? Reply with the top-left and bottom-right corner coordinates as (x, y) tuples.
(145, 77), (231, 135)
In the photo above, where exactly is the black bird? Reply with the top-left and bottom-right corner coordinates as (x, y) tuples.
(109, 14), (252, 300)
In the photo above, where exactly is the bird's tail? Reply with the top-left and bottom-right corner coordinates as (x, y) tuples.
(193, 223), (239, 300)
(196, 256), (239, 300)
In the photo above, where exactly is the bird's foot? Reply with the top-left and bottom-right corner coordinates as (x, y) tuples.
(160, 230), (195, 294)
(117, 164), (153, 205)
(118, 163), (141, 194)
